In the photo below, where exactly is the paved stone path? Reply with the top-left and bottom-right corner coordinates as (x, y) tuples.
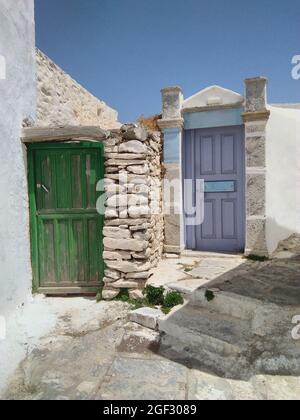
(149, 252), (300, 307)
(149, 253), (244, 294)
(214, 257), (300, 306)
(2, 296), (300, 400)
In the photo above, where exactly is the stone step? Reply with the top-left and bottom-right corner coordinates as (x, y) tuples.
(117, 323), (161, 354)
(160, 334), (252, 379)
(189, 289), (260, 322)
(180, 250), (244, 259)
(128, 307), (164, 330)
(158, 301), (300, 377)
(159, 304), (250, 354)
(186, 288), (300, 338)
(158, 304), (252, 378)
(168, 283), (261, 322)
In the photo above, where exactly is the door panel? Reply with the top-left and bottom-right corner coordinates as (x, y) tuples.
(201, 136), (215, 174)
(221, 135), (236, 174)
(221, 199), (237, 239)
(28, 143), (104, 293)
(183, 126), (245, 252)
(70, 154), (84, 209)
(202, 200), (216, 239)
(56, 152), (70, 209)
(38, 219), (56, 285)
(56, 219), (69, 284)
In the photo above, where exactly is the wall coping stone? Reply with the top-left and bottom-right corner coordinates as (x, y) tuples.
(21, 126), (109, 143)
(161, 86), (183, 94)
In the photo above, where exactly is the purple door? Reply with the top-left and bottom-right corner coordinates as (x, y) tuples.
(183, 126), (245, 252)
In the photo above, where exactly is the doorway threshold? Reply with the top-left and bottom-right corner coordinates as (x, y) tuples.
(181, 250), (244, 259)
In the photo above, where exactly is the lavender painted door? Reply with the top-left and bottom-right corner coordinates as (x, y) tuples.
(183, 126), (245, 252)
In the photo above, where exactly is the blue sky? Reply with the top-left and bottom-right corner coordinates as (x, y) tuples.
(35, 0), (300, 122)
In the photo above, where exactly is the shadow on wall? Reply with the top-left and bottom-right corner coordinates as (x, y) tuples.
(156, 225), (300, 380)
(266, 217), (300, 256)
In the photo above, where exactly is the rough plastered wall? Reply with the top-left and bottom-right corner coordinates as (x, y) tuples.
(36, 49), (120, 129)
(0, 0), (36, 316)
(101, 124), (164, 300)
(266, 106), (300, 254)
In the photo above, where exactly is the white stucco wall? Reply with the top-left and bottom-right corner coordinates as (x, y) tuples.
(266, 105), (300, 253)
(0, 0), (36, 316)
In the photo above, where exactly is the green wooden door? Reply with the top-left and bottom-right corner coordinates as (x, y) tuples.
(28, 142), (104, 294)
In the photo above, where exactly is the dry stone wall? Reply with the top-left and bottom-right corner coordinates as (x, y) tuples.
(36, 49), (120, 129)
(101, 124), (164, 300)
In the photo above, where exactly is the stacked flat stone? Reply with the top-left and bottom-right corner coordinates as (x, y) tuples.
(102, 124), (164, 300)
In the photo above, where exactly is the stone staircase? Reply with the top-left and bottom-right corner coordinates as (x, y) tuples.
(158, 287), (300, 379)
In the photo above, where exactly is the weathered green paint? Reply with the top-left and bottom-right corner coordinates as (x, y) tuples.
(28, 141), (104, 294)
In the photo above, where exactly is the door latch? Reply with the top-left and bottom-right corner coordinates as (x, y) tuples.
(37, 183), (49, 193)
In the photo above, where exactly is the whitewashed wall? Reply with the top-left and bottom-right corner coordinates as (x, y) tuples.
(266, 106), (300, 253)
(0, 0), (36, 316)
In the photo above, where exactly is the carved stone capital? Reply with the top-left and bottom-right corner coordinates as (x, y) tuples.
(242, 110), (270, 123)
(157, 118), (184, 130)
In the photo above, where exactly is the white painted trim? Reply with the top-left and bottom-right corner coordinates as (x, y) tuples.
(246, 167), (266, 174)
(247, 215), (266, 221)
(183, 85), (244, 110)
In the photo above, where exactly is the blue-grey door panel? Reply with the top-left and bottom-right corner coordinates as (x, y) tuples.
(183, 126), (245, 252)
(221, 134), (237, 174)
(202, 200), (216, 239)
(221, 199), (237, 239)
(201, 136), (215, 174)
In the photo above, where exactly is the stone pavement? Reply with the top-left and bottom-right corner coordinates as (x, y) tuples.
(2, 296), (300, 400)
(151, 252), (300, 378)
(213, 256), (300, 306)
(148, 252), (244, 294)
(149, 252), (300, 307)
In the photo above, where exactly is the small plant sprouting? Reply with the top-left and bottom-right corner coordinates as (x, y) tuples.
(113, 286), (184, 314)
(161, 307), (171, 315)
(205, 290), (215, 302)
(164, 291), (184, 308)
(143, 285), (165, 306)
(114, 289), (149, 310)
(246, 254), (269, 262)
(115, 289), (130, 303)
